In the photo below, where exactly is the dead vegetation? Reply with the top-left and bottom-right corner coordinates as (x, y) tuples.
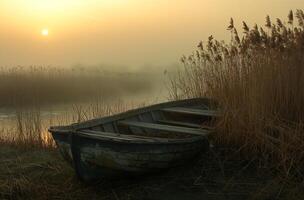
(1, 145), (304, 200)
(0, 99), (139, 148)
(169, 9), (304, 181)
(0, 66), (153, 107)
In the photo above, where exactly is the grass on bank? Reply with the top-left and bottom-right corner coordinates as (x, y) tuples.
(2, 145), (304, 200)
(169, 9), (304, 180)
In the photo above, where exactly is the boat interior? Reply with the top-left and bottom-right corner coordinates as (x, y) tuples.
(77, 103), (220, 139)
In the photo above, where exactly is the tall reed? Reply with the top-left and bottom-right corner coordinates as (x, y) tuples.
(169, 10), (304, 179)
(0, 99), (138, 148)
(0, 66), (153, 107)
(0, 107), (53, 149)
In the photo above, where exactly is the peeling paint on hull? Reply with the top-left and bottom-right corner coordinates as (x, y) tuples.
(51, 132), (208, 182)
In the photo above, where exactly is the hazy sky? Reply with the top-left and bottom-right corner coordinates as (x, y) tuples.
(0, 0), (303, 69)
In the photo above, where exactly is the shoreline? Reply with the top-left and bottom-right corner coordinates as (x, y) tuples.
(1, 144), (302, 200)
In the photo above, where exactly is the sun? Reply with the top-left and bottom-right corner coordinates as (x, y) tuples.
(41, 29), (49, 36)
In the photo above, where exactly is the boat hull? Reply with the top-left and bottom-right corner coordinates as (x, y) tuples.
(52, 129), (209, 182)
(51, 130), (208, 182)
(49, 98), (216, 182)
(52, 131), (74, 167)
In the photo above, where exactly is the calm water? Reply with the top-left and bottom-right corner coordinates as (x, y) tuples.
(0, 85), (168, 136)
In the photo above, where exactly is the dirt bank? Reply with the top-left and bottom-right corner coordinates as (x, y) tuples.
(0, 145), (302, 200)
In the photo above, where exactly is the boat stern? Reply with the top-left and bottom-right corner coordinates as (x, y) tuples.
(49, 126), (74, 167)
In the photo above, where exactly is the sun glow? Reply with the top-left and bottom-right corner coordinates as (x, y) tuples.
(1, 0), (134, 40)
(19, 0), (80, 12)
(41, 29), (49, 36)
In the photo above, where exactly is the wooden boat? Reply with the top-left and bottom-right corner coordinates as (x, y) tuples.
(49, 98), (220, 182)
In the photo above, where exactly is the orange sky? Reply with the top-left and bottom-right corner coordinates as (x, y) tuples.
(0, 0), (303, 69)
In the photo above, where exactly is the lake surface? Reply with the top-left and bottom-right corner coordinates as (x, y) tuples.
(0, 84), (168, 138)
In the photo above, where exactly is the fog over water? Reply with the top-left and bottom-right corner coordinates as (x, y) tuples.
(0, 65), (169, 129)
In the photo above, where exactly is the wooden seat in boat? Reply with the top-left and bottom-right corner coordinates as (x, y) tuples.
(161, 107), (220, 117)
(156, 119), (201, 128)
(118, 120), (211, 136)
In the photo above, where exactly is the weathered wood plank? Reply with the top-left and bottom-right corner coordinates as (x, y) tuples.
(81, 146), (199, 163)
(81, 148), (199, 170)
(118, 121), (211, 136)
(80, 130), (170, 142)
(157, 119), (201, 128)
(162, 107), (221, 117)
(103, 123), (115, 132)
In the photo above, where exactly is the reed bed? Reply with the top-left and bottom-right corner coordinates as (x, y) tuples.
(0, 65), (152, 147)
(0, 99), (141, 149)
(0, 115), (53, 149)
(169, 10), (304, 179)
(0, 66), (153, 107)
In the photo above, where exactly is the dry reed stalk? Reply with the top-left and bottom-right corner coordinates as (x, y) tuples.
(168, 9), (304, 179)
(0, 99), (137, 148)
(0, 66), (152, 107)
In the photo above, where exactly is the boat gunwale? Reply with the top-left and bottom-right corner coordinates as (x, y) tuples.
(48, 98), (215, 132)
(71, 131), (207, 144)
